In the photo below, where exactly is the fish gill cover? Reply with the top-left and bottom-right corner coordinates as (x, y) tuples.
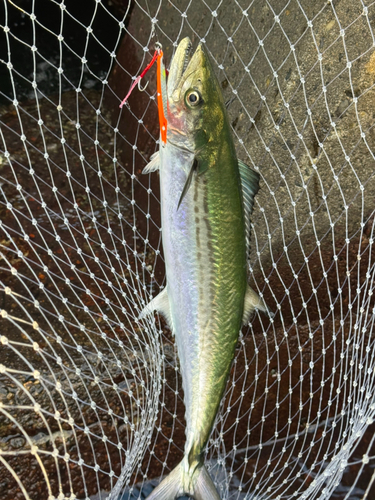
(0, 1), (374, 500)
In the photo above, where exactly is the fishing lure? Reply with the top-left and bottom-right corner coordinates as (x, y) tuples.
(120, 44), (168, 144)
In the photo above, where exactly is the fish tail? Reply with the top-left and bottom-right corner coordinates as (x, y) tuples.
(144, 461), (221, 500)
(193, 465), (222, 500)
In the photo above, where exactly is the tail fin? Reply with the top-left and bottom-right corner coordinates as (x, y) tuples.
(144, 461), (221, 500)
(194, 465), (222, 500)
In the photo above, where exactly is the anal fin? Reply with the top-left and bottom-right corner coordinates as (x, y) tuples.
(139, 287), (173, 331)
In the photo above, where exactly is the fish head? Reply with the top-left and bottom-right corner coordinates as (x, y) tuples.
(166, 38), (227, 152)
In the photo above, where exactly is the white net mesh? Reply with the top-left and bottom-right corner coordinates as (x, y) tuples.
(0, 0), (375, 499)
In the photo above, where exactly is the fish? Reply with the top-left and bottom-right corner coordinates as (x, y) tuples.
(140, 37), (273, 500)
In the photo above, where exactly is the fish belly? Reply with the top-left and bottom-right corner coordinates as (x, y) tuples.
(160, 144), (247, 467)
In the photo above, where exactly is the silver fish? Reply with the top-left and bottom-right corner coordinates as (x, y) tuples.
(140, 37), (272, 500)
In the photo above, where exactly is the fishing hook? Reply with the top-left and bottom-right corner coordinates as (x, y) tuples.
(138, 79), (149, 92)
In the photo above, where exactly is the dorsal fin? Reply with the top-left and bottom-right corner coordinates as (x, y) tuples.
(238, 159), (260, 258)
(242, 284), (275, 324)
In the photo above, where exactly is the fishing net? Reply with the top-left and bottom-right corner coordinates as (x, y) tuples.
(0, 0), (375, 499)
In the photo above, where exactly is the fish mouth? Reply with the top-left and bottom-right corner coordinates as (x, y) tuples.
(167, 37), (205, 100)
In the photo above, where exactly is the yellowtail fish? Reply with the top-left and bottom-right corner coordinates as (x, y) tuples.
(140, 37), (273, 500)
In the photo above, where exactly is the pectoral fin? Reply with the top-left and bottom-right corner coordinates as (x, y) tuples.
(139, 287), (173, 331)
(242, 284), (274, 325)
(142, 151), (160, 174)
(177, 158), (198, 209)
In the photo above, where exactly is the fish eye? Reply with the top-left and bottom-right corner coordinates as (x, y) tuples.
(185, 90), (202, 107)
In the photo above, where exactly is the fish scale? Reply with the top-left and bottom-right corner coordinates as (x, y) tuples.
(193, 181), (215, 309)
